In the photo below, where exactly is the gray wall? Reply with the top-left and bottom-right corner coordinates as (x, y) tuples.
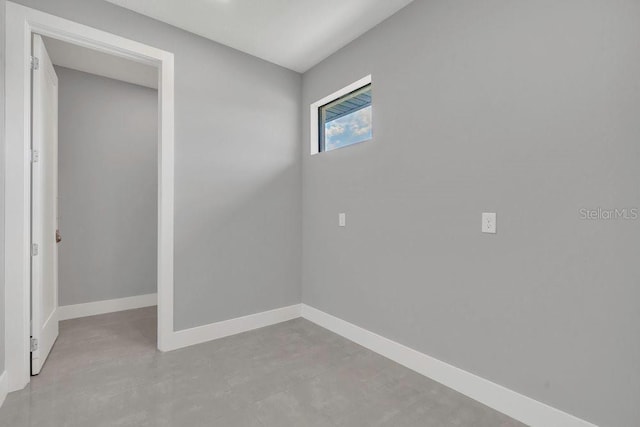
(0, 0), (6, 372)
(301, 1), (640, 426)
(5, 0), (302, 330)
(56, 66), (157, 306)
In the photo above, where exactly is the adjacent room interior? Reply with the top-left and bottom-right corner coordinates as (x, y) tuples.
(36, 35), (159, 375)
(1, 1), (638, 426)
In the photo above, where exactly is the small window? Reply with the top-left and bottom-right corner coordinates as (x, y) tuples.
(319, 84), (372, 152)
(310, 76), (372, 154)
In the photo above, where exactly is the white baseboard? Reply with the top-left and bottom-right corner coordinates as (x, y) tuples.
(165, 304), (302, 351)
(300, 304), (597, 427)
(0, 371), (8, 409)
(58, 293), (158, 321)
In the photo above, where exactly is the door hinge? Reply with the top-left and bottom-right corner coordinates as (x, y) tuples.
(30, 337), (38, 352)
(31, 149), (40, 163)
(31, 243), (39, 256)
(31, 56), (39, 70)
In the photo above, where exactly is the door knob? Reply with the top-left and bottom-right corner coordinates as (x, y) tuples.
(56, 230), (62, 243)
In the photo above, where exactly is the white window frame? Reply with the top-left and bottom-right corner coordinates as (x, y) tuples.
(309, 75), (372, 155)
(4, 1), (175, 392)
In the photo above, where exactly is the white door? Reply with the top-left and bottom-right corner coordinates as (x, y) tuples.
(31, 34), (59, 375)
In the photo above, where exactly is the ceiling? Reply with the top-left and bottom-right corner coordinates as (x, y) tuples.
(43, 37), (158, 89)
(104, 0), (414, 73)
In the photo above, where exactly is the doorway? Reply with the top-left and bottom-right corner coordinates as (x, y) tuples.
(5, 2), (175, 392)
(30, 34), (161, 374)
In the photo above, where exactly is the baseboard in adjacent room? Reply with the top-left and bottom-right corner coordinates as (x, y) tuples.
(165, 304), (302, 351)
(300, 304), (597, 427)
(0, 371), (8, 408)
(58, 293), (158, 320)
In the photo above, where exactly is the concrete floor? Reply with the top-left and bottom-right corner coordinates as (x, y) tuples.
(0, 307), (524, 426)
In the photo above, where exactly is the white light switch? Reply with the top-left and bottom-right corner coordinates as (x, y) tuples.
(338, 213), (346, 227)
(482, 212), (497, 234)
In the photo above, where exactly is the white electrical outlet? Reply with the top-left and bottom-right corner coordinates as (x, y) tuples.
(339, 213), (346, 227)
(482, 212), (497, 234)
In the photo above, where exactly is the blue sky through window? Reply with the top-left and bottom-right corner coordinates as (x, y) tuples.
(324, 105), (372, 151)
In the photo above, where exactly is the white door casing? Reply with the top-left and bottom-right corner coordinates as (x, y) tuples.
(5, 1), (175, 391)
(30, 34), (59, 375)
